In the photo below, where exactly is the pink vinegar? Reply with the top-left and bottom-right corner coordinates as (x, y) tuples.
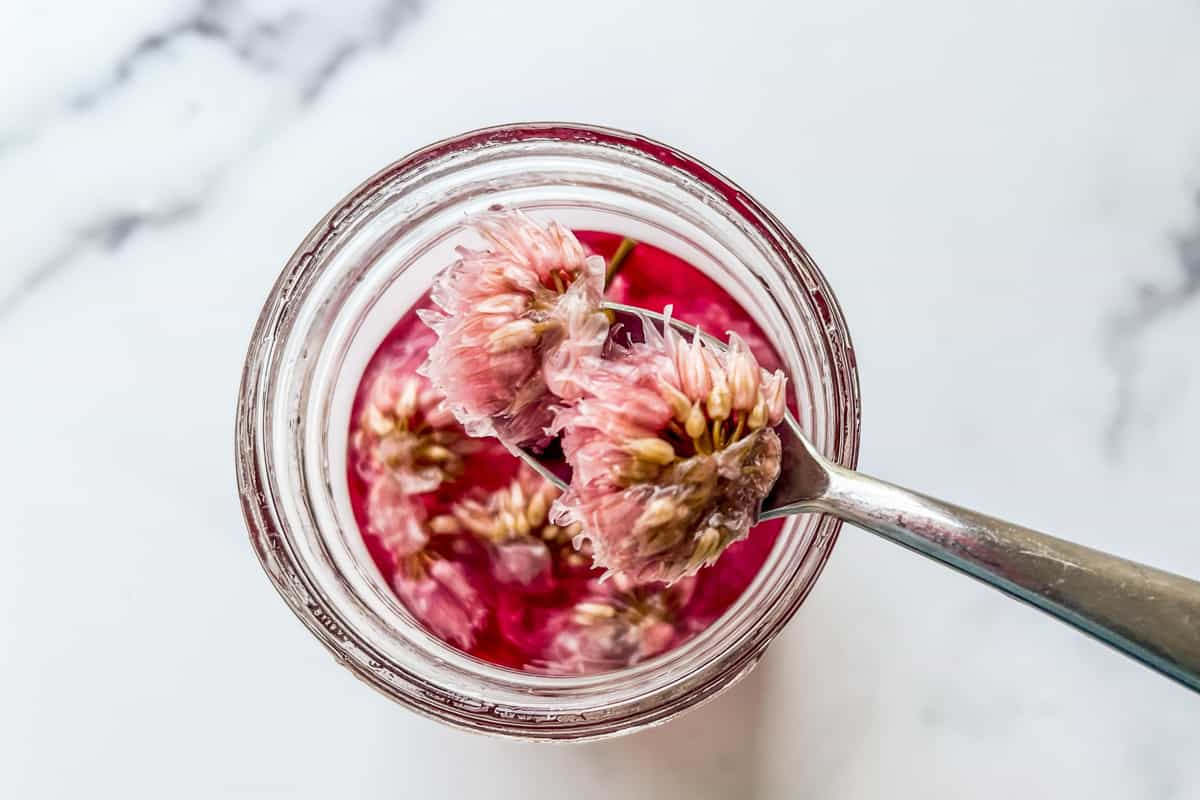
(347, 232), (786, 673)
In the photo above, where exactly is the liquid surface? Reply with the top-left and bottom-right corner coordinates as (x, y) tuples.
(347, 232), (785, 674)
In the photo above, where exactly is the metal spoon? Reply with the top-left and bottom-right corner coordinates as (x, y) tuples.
(516, 302), (1200, 692)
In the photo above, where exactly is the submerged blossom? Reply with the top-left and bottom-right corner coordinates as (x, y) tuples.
(432, 466), (583, 584)
(393, 555), (487, 649)
(365, 475), (430, 558)
(551, 308), (788, 583)
(419, 211), (611, 447)
(540, 577), (696, 674)
(352, 330), (473, 494)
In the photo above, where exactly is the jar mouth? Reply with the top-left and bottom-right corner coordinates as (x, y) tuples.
(236, 122), (861, 740)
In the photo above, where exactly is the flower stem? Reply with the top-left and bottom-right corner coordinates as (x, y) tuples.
(604, 238), (638, 288)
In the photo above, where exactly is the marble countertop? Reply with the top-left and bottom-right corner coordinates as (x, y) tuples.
(3, 1), (1199, 796)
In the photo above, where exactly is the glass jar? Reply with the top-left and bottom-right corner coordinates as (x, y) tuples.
(235, 123), (861, 740)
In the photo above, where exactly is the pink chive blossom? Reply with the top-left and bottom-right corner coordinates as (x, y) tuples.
(430, 466), (581, 585)
(365, 475), (431, 558)
(551, 307), (788, 583)
(540, 576), (696, 674)
(393, 555), (487, 649)
(351, 330), (473, 495)
(418, 211), (611, 447)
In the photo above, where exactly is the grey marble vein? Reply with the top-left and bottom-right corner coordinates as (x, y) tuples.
(0, 1), (290, 152)
(0, 203), (201, 319)
(0, 0), (422, 323)
(1105, 190), (1200, 454)
(299, 0), (418, 103)
(68, 1), (300, 114)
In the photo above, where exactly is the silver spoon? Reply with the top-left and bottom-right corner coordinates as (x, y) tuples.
(516, 302), (1200, 692)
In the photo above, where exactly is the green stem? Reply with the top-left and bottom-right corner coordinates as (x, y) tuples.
(604, 237), (638, 288)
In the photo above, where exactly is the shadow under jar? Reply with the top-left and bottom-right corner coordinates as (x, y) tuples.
(235, 123), (861, 740)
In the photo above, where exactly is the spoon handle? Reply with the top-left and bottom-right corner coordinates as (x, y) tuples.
(811, 463), (1200, 692)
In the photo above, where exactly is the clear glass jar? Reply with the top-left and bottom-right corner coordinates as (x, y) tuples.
(235, 123), (861, 740)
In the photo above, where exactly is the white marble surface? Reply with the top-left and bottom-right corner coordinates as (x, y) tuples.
(3, 0), (1200, 796)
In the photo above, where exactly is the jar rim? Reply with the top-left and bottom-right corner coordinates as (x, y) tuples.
(236, 122), (862, 740)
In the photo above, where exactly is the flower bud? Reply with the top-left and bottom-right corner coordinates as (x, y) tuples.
(685, 402), (707, 439)
(499, 509), (519, 538)
(395, 377), (420, 421)
(748, 396), (768, 430)
(527, 490), (550, 528)
(726, 334), (760, 411)
(364, 403), (395, 436)
(428, 515), (461, 534)
(677, 334), (713, 399)
(656, 378), (693, 423)
(686, 528), (723, 571)
(487, 318), (539, 353)
(637, 496), (680, 529)
(626, 437), (676, 465)
(763, 369), (788, 424)
(706, 373), (732, 420)
(416, 443), (455, 463)
(474, 292), (528, 316)
(575, 601), (617, 621)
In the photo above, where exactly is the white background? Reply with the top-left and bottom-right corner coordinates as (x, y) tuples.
(3, 1), (1199, 797)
